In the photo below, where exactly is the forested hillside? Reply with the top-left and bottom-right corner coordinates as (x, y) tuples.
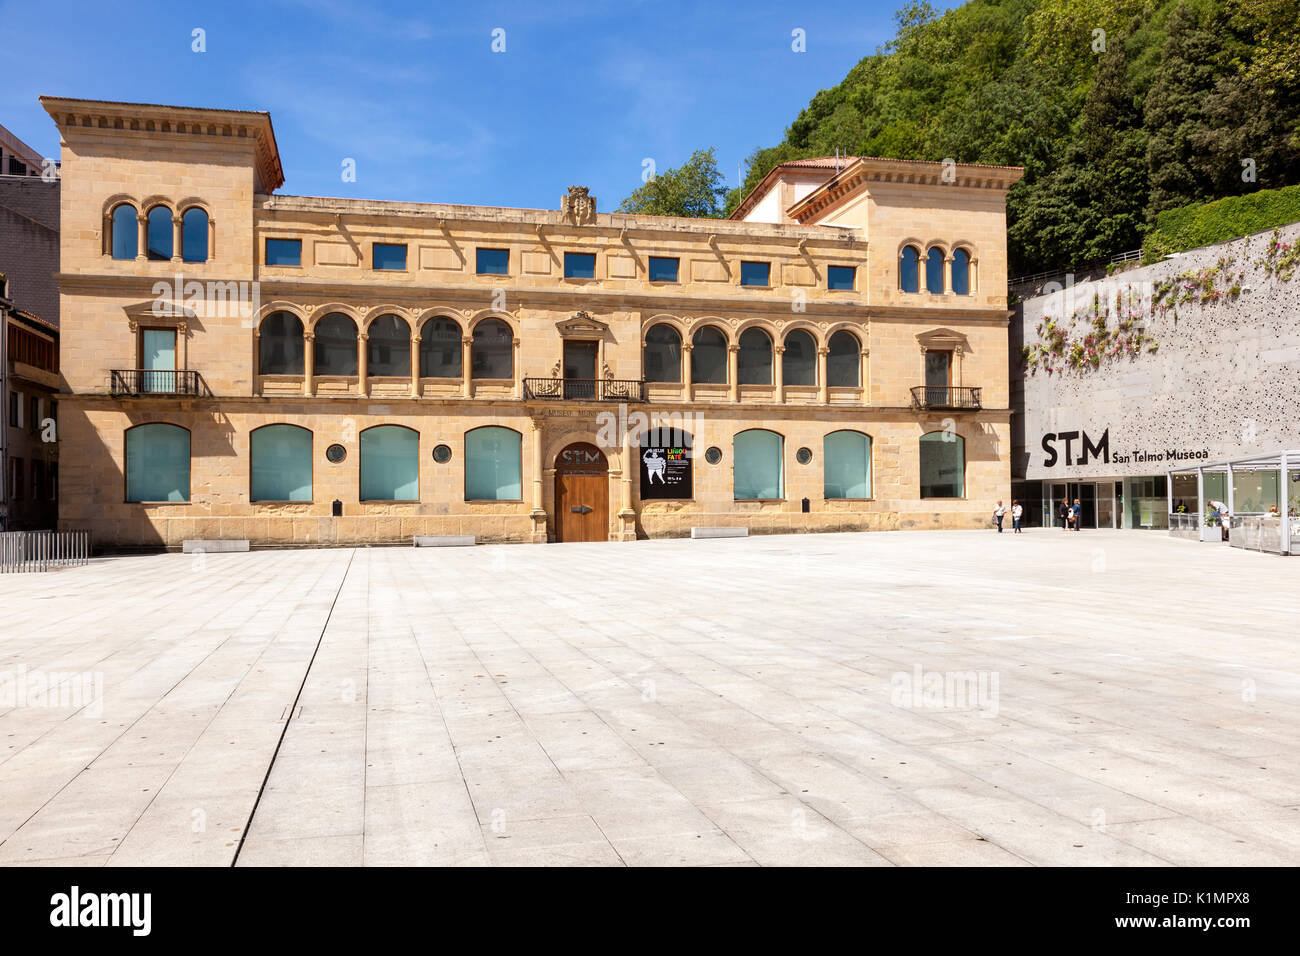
(724, 0), (1300, 274)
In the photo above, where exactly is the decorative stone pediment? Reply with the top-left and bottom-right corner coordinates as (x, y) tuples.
(124, 298), (195, 332)
(556, 311), (609, 337)
(560, 186), (596, 225)
(916, 327), (968, 352)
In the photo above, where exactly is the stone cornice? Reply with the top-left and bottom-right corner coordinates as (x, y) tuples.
(39, 96), (284, 193)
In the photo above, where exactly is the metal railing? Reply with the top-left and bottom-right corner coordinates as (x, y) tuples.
(524, 377), (646, 402)
(1009, 248), (1142, 288)
(0, 530), (91, 572)
(110, 369), (203, 396)
(910, 386), (982, 410)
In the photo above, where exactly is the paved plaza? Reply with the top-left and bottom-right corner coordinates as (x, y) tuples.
(1, 529), (1298, 867)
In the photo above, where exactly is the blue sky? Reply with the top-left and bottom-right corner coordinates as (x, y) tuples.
(1, 0), (959, 209)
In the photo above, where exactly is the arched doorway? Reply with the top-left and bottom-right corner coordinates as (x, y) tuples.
(554, 442), (608, 542)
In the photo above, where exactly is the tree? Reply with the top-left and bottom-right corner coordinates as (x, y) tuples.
(617, 148), (729, 219)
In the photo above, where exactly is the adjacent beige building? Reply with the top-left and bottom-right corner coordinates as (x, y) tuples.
(43, 97), (1022, 549)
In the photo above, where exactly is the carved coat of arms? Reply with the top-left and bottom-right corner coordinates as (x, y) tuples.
(561, 186), (596, 225)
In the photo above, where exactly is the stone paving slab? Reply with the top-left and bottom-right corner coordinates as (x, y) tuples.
(2, 530), (1299, 866)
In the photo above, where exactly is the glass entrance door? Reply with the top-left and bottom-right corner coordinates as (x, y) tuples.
(1095, 481), (1115, 529)
(1067, 482), (1097, 529)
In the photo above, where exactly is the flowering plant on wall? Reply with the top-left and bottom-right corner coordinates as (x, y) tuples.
(1152, 256), (1244, 313)
(1262, 229), (1298, 281)
(1022, 290), (1158, 376)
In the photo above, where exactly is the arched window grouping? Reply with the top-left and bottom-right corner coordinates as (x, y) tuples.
(900, 243), (973, 295)
(648, 322), (862, 390)
(108, 201), (209, 262)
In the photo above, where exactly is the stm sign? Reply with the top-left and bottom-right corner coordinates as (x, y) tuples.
(1042, 428), (1110, 468)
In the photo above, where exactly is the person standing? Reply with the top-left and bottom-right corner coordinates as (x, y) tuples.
(1072, 498), (1082, 531)
(994, 500), (1006, 533)
(1059, 498), (1071, 531)
(1012, 500), (1023, 534)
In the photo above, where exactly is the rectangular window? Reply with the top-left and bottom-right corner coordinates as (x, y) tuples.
(8, 390), (19, 428)
(49, 463), (58, 500)
(265, 238), (302, 267)
(12, 457), (23, 499)
(30, 396), (40, 432)
(564, 252), (596, 279)
(740, 261), (771, 287)
(827, 265), (856, 291)
(372, 243), (408, 271)
(476, 247), (509, 275)
(648, 256), (680, 282)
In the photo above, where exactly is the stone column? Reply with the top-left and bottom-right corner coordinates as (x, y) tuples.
(728, 344), (739, 403)
(513, 337), (522, 399)
(862, 348), (870, 405)
(618, 427), (636, 541)
(529, 417), (548, 542)
(208, 217), (216, 261)
(357, 331), (369, 397)
(171, 215), (183, 264)
(818, 346), (829, 404)
(774, 344), (785, 404)
(682, 343), (694, 403)
(410, 333), (421, 397)
(303, 331), (315, 396)
(970, 257), (979, 294)
(943, 255), (952, 295)
(461, 335), (473, 398)
(136, 214), (147, 261)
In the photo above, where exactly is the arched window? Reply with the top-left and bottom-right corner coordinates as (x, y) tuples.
(951, 248), (971, 295)
(734, 429), (783, 499)
(900, 246), (920, 293)
(181, 208), (209, 263)
(111, 204), (138, 260)
(259, 312), (304, 375)
(360, 425), (418, 501)
(925, 247), (945, 294)
(367, 314), (411, 377)
(827, 330), (861, 387)
(313, 313), (358, 376)
(465, 426), (522, 500)
(783, 329), (816, 386)
(691, 326), (728, 384)
(250, 424), (312, 501)
(472, 319), (513, 379)
(146, 205), (173, 260)
(824, 430), (871, 499)
(737, 328), (772, 385)
(920, 431), (964, 498)
(420, 316), (462, 378)
(125, 423), (190, 502)
(643, 324), (682, 384)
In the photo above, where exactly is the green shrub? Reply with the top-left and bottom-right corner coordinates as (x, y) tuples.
(1142, 185), (1300, 262)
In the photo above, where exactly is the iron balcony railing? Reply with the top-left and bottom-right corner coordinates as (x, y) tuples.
(524, 378), (646, 402)
(110, 369), (204, 396)
(911, 385), (982, 410)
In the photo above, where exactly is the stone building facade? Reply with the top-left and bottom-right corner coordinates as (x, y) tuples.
(43, 97), (1022, 549)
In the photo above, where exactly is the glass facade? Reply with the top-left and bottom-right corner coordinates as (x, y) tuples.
(734, 429), (782, 499)
(920, 432), (964, 498)
(250, 425), (312, 501)
(465, 426), (521, 500)
(360, 426), (418, 501)
(824, 430), (870, 499)
(125, 424), (190, 502)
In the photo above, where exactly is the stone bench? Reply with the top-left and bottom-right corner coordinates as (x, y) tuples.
(182, 539), (250, 553)
(690, 527), (748, 539)
(413, 535), (476, 548)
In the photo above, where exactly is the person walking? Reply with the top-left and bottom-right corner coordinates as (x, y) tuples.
(1012, 500), (1023, 534)
(994, 500), (1006, 533)
(1072, 498), (1082, 531)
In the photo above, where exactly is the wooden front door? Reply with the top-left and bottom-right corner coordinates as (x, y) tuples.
(555, 442), (608, 542)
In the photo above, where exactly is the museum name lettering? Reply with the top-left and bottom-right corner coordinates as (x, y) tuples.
(1042, 428), (1209, 468)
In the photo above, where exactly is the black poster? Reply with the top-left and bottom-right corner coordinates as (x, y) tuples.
(639, 445), (692, 499)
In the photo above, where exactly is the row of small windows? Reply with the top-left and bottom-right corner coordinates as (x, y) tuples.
(899, 246), (972, 295)
(123, 424), (965, 504)
(110, 203), (209, 262)
(644, 324), (862, 387)
(262, 239), (860, 290)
